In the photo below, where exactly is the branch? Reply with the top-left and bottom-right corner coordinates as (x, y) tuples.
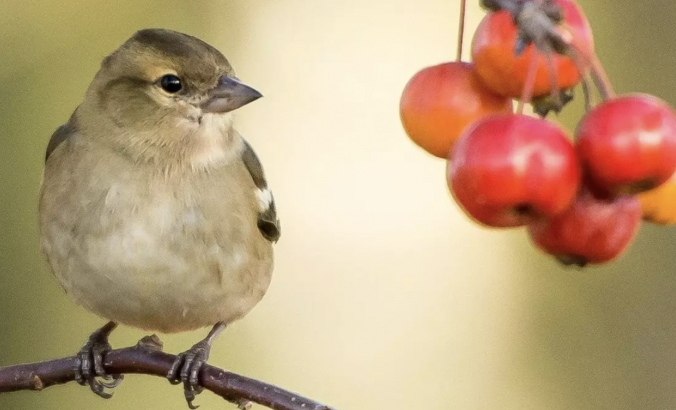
(0, 337), (337, 410)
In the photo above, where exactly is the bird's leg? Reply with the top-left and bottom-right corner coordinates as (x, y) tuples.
(168, 322), (227, 409)
(74, 321), (123, 398)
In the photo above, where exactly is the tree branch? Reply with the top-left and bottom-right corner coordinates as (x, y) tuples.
(0, 337), (337, 410)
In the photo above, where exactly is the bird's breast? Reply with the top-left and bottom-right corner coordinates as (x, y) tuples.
(40, 156), (274, 333)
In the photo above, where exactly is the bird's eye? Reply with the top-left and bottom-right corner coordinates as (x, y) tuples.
(160, 74), (182, 93)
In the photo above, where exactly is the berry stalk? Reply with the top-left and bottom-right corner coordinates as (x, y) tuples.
(517, 52), (540, 114)
(457, 0), (467, 61)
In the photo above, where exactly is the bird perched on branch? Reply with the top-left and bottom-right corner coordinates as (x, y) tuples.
(38, 28), (280, 408)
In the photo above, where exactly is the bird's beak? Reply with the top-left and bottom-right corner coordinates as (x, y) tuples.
(200, 76), (263, 114)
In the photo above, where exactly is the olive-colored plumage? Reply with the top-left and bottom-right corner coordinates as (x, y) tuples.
(39, 28), (279, 335)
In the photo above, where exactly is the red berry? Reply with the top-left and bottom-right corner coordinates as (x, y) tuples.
(528, 189), (642, 266)
(400, 62), (513, 158)
(576, 94), (676, 194)
(447, 114), (581, 227)
(471, 0), (593, 98)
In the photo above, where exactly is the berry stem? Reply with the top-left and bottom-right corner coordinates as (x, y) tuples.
(517, 51), (539, 115)
(456, 0), (467, 61)
(565, 47), (593, 112)
(588, 52), (615, 100)
(580, 75), (592, 112)
(567, 42), (615, 101)
(543, 46), (561, 109)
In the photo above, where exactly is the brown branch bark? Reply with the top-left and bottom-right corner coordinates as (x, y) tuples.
(0, 337), (337, 410)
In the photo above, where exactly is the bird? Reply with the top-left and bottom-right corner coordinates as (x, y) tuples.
(38, 28), (280, 408)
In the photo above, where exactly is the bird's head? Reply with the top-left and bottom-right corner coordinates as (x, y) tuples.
(78, 28), (261, 168)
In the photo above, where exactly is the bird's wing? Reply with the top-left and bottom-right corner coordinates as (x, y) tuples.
(45, 118), (77, 163)
(240, 139), (281, 243)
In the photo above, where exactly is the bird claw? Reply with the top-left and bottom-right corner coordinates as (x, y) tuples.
(74, 322), (123, 399)
(167, 340), (212, 409)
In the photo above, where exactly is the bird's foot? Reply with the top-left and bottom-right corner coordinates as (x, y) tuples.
(74, 321), (123, 399)
(167, 322), (226, 409)
(167, 339), (212, 409)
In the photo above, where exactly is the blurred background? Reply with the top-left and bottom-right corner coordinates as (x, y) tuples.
(2, 0), (676, 409)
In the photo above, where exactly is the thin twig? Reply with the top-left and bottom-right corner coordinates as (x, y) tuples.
(0, 340), (337, 410)
(456, 0), (467, 61)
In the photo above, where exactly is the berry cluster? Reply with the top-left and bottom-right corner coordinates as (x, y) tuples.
(400, 0), (676, 267)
